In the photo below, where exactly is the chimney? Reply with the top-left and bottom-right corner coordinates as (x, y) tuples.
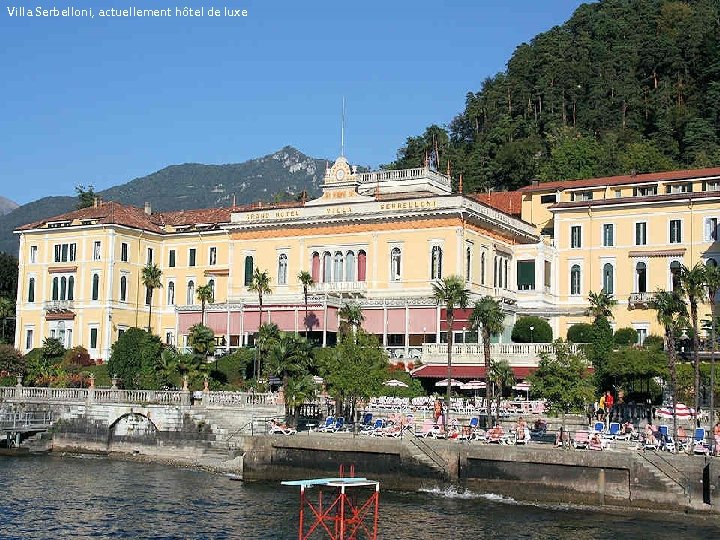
(144, 202), (152, 215)
(93, 196), (99, 208)
(531, 179), (540, 187)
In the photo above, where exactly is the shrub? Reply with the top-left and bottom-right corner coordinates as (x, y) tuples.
(0, 343), (24, 375)
(62, 346), (93, 371)
(215, 348), (254, 387)
(107, 327), (163, 389)
(566, 323), (594, 343)
(614, 327), (638, 347)
(511, 316), (553, 343)
(85, 364), (111, 387)
(643, 335), (664, 350)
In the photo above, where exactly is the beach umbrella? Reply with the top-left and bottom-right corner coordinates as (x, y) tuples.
(435, 378), (463, 387)
(384, 379), (409, 388)
(656, 403), (695, 420)
(513, 382), (531, 398)
(461, 380), (487, 390)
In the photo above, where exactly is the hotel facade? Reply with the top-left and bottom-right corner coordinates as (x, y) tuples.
(12, 157), (720, 380)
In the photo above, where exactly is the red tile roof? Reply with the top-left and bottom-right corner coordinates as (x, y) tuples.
(519, 167), (720, 193)
(469, 191), (522, 216)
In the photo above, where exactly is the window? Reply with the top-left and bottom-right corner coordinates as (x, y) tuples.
(93, 241), (101, 261)
(25, 328), (33, 350)
(28, 278), (35, 303)
(30, 245), (37, 263)
(705, 217), (719, 242)
(333, 251), (344, 282)
(90, 327), (98, 350)
(121, 242), (128, 262)
(431, 246), (443, 280)
(636, 328), (648, 345)
(465, 247), (472, 282)
(188, 248), (196, 267)
(540, 194), (557, 204)
(53, 243), (77, 262)
(602, 224), (614, 247)
(244, 255), (254, 286)
(669, 220), (682, 243)
(51, 275), (74, 301)
(391, 247), (401, 282)
(571, 191), (593, 202)
(165, 331), (174, 345)
(570, 265), (581, 295)
(544, 260), (551, 289)
(517, 261), (535, 291)
(635, 222), (647, 246)
(667, 183), (692, 194)
(209, 247), (217, 266)
(614, 189), (622, 198)
(707, 258), (718, 268)
(167, 281), (175, 305)
(145, 286), (152, 306)
(636, 262), (647, 293)
(322, 251), (332, 282)
(670, 261), (681, 291)
(92, 274), (100, 301)
(634, 185), (658, 197)
(277, 254), (288, 285)
(147, 248), (153, 265)
(705, 180), (720, 192)
(345, 251), (356, 281)
(120, 275), (127, 302)
(570, 226), (582, 248)
(480, 253), (486, 286)
(602, 263), (614, 295)
(187, 280), (195, 305)
(311, 252), (320, 282)
(169, 250), (176, 268)
(208, 279), (215, 302)
(357, 250), (367, 282)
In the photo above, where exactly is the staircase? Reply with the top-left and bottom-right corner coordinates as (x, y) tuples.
(634, 451), (689, 504)
(401, 434), (449, 479)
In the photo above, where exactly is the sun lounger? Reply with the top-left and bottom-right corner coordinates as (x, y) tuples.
(692, 428), (709, 455)
(589, 435), (603, 451)
(362, 418), (384, 435)
(414, 419), (435, 438)
(316, 416), (336, 433)
(572, 430), (590, 449)
(607, 422), (622, 439)
(268, 421), (297, 435)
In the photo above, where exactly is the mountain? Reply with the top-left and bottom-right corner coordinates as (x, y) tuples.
(389, 0), (720, 193)
(0, 196), (18, 216)
(0, 147), (328, 255)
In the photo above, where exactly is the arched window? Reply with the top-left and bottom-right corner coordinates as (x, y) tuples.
(358, 250), (367, 282)
(92, 274), (100, 301)
(333, 251), (344, 282)
(60, 277), (67, 300)
(345, 251), (356, 281)
(120, 276), (127, 302)
(670, 261), (681, 291)
(431, 246), (443, 280)
(52, 277), (59, 301)
(277, 254), (288, 285)
(504, 258), (509, 289)
(480, 253), (486, 286)
(636, 262), (647, 293)
(167, 281), (175, 305)
(391, 247), (401, 281)
(707, 258), (718, 268)
(311, 252), (321, 282)
(322, 251), (332, 283)
(602, 263), (614, 295)
(67, 276), (74, 300)
(187, 280), (195, 305)
(570, 265), (581, 295)
(208, 279), (215, 302)
(466, 247), (472, 282)
(244, 256), (254, 286)
(28, 277), (35, 303)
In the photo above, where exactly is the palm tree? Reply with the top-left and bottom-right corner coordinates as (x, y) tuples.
(488, 359), (515, 425)
(297, 271), (314, 338)
(266, 332), (312, 423)
(196, 283), (214, 325)
(679, 263), (707, 425)
(705, 263), (720, 453)
(141, 263), (163, 333)
(649, 289), (689, 449)
(0, 297), (14, 343)
(285, 374), (319, 427)
(338, 302), (365, 341)
(469, 296), (505, 421)
(248, 268), (272, 328)
(585, 290), (617, 322)
(255, 322), (280, 382)
(432, 275), (469, 431)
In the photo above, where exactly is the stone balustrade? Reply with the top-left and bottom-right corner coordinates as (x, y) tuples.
(421, 342), (585, 366)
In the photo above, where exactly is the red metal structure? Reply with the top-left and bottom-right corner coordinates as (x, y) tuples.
(281, 467), (380, 540)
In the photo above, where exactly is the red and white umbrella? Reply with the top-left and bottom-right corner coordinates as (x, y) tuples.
(656, 403), (695, 419)
(461, 380), (487, 390)
(384, 379), (409, 388)
(513, 382), (531, 398)
(435, 378), (463, 387)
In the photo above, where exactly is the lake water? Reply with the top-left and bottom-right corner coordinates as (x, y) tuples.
(1, 454), (718, 539)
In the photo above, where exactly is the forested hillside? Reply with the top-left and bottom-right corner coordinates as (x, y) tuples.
(389, 0), (720, 192)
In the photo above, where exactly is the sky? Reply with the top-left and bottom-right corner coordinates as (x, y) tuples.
(0, 0), (589, 205)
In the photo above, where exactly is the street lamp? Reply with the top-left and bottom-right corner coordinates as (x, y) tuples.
(529, 325), (535, 344)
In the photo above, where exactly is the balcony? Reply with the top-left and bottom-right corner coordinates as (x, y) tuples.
(43, 300), (74, 312)
(310, 281), (367, 295)
(628, 292), (655, 310)
(421, 342), (585, 367)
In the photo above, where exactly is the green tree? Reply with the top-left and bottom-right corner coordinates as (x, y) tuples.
(319, 331), (388, 421)
(678, 263), (706, 422)
(285, 374), (319, 427)
(187, 323), (216, 357)
(338, 302), (365, 340)
(265, 332), (313, 424)
(511, 316), (552, 343)
(614, 327), (639, 347)
(297, 270), (314, 338)
(529, 340), (595, 440)
(254, 322), (279, 382)
(0, 253), (18, 299)
(649, 290), (689, 447)
(75, 184), (96, 210)
(585, 291), (617, 322)
(141, 263), (163, 333)
(705, 263), (720, 449)
(0, 344), (24, 376)
(469, 296), (505, 419)
(0, 296), (14, 343)
(107, 327), (163, 389)
(196, 283), (214, 325)
(488, 359), (515, 425)
(432, 275), (469, 430)
(566, 323), (594, 343)
(248, 268), (272, 327)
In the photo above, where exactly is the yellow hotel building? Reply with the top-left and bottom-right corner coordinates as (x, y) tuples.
(12, 157), (720, 378)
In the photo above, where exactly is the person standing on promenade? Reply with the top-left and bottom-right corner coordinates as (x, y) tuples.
(604, 390), (615, 425)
